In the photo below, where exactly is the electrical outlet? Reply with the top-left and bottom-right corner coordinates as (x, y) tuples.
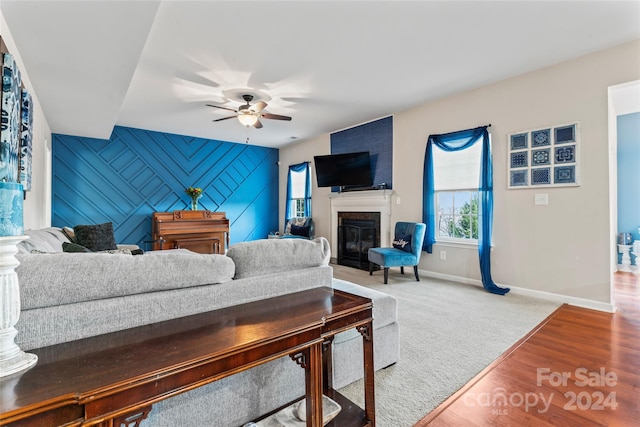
(440, 250), (446, 261)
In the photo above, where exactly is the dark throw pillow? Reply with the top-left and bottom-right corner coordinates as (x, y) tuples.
(73, 222), (118, 252)
(392, 233), (412, 253)
(62, 242), (92, 253)
(290, 224), (309, 237)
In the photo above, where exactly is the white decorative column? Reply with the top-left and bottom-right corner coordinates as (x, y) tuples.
(618, 244), (633, 273)
(0, 181), (36, 377)
(0, 235), (36, 377)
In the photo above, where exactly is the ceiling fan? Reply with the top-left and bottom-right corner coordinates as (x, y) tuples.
(206, 94), (292, 128)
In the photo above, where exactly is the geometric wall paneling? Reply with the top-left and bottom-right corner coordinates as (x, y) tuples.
(52, 126), (279, 246)
(507, 122), (580, 189)
(330, 116), (393, 190)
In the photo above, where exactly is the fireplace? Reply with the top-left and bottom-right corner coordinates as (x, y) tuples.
(337, 212), (380, 270)
(328, 189), (394, 265)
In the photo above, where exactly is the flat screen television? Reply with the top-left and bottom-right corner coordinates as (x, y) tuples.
(313, 151), (373, 189)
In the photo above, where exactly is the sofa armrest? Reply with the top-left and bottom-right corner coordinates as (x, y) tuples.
(227, 237), (330, 279)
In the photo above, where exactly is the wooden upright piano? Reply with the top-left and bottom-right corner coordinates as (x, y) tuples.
(151, 210), (229, 254)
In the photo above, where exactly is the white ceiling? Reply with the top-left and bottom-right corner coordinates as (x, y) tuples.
(2, 1), (639, 148)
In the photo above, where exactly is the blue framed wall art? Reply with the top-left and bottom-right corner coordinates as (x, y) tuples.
(507, 122), (580, 189)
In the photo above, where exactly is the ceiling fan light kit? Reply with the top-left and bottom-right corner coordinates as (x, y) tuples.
(207, 94), (291, 130)
(237, 112), (258, 126)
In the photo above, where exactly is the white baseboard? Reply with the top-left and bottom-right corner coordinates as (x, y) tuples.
(420, 269), (616, 313)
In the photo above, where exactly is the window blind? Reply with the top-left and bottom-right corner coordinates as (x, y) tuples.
(290, 169), (306, 198)
(432, 142), (482, 190)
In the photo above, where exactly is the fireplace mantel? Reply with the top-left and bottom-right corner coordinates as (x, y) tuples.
(329, 189), (394, 262)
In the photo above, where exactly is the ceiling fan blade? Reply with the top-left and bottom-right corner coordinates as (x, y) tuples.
(206, 104), (238, 113)
(250, 101), (267, 113)
(253, 119), (263, 129)
(260, 112), (292, 121)
(212, 116), (237, 122)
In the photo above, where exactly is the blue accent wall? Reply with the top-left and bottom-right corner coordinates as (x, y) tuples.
(330, 116), (393, 190)
(52, 126), (279, 246)
(617, 112), (640, 263)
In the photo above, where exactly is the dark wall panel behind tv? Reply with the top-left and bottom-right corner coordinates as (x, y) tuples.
(330, 116), (392, 191)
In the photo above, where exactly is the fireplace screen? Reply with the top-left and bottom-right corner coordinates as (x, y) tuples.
(337, 212), (380, 270)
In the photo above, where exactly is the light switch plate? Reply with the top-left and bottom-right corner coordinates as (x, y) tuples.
(535, 193), (548, 205)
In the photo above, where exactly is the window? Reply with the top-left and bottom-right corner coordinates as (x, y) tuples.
(285, 162), (311, 220)
(432, 142), (482, 242)
(289, 168), (307, 217)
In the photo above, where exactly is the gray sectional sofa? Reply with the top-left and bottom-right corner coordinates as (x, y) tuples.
(14, 227), (399, 426)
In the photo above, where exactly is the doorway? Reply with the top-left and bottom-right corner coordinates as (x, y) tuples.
(608, 79), (640, 310)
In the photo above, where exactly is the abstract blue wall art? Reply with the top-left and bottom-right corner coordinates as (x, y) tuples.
(510, 151), (528, 168)
(510, 170), (528, 187)
(508, 122), (579, 188)
(0, 53), (22, 183)
(510, 133), (528, 150)
(52, 126), (279, 246)
(532, 148), (550, 166)
(555, 145), (575, 163)
(531, 168), (551, 185)
(531, 129), (551, 147)
(554, 165), (576, 184)
(0, 181), (23, 236)
(554, 124), (576, 144)
(20, 89), (32, 191)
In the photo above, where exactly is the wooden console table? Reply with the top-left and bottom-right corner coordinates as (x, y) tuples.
(0, 288), (375, 427)
(151, 210), (229, 254)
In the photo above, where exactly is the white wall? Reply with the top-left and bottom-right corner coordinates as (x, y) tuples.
(281, 39), (640, 307)
(1, 11), (52, 230)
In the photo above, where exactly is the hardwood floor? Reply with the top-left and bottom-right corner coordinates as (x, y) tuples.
(415, 272), (640, 426)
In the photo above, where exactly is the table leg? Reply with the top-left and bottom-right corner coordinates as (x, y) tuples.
(322, 336), (334, 392)
(305, 343), (324, 427)
(358, 322), (376, 426)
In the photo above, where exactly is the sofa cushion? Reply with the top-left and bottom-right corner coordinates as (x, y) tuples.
(18, 227), (71, 253)
(16, 249), (236, 310)
(62, 242), (92, 253)
(227, 237), (330, 279)
(290, 224), (309, 237)
(74, 222), (117, 251)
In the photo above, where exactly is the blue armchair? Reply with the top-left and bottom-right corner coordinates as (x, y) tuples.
(368, 222), (426, 284)
(281, 217), (315, 239)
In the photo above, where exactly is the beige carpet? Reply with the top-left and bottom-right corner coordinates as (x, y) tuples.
(332, 263), (560, 427)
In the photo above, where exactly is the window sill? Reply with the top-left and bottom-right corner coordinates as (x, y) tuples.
(435, 239), (494, 250)
(435, 239), (478, 249)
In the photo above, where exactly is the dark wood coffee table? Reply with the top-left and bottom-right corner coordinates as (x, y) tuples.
(0, 287), (375, 427)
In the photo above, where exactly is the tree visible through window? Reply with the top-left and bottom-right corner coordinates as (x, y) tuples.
(437, 190), (479, 240)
